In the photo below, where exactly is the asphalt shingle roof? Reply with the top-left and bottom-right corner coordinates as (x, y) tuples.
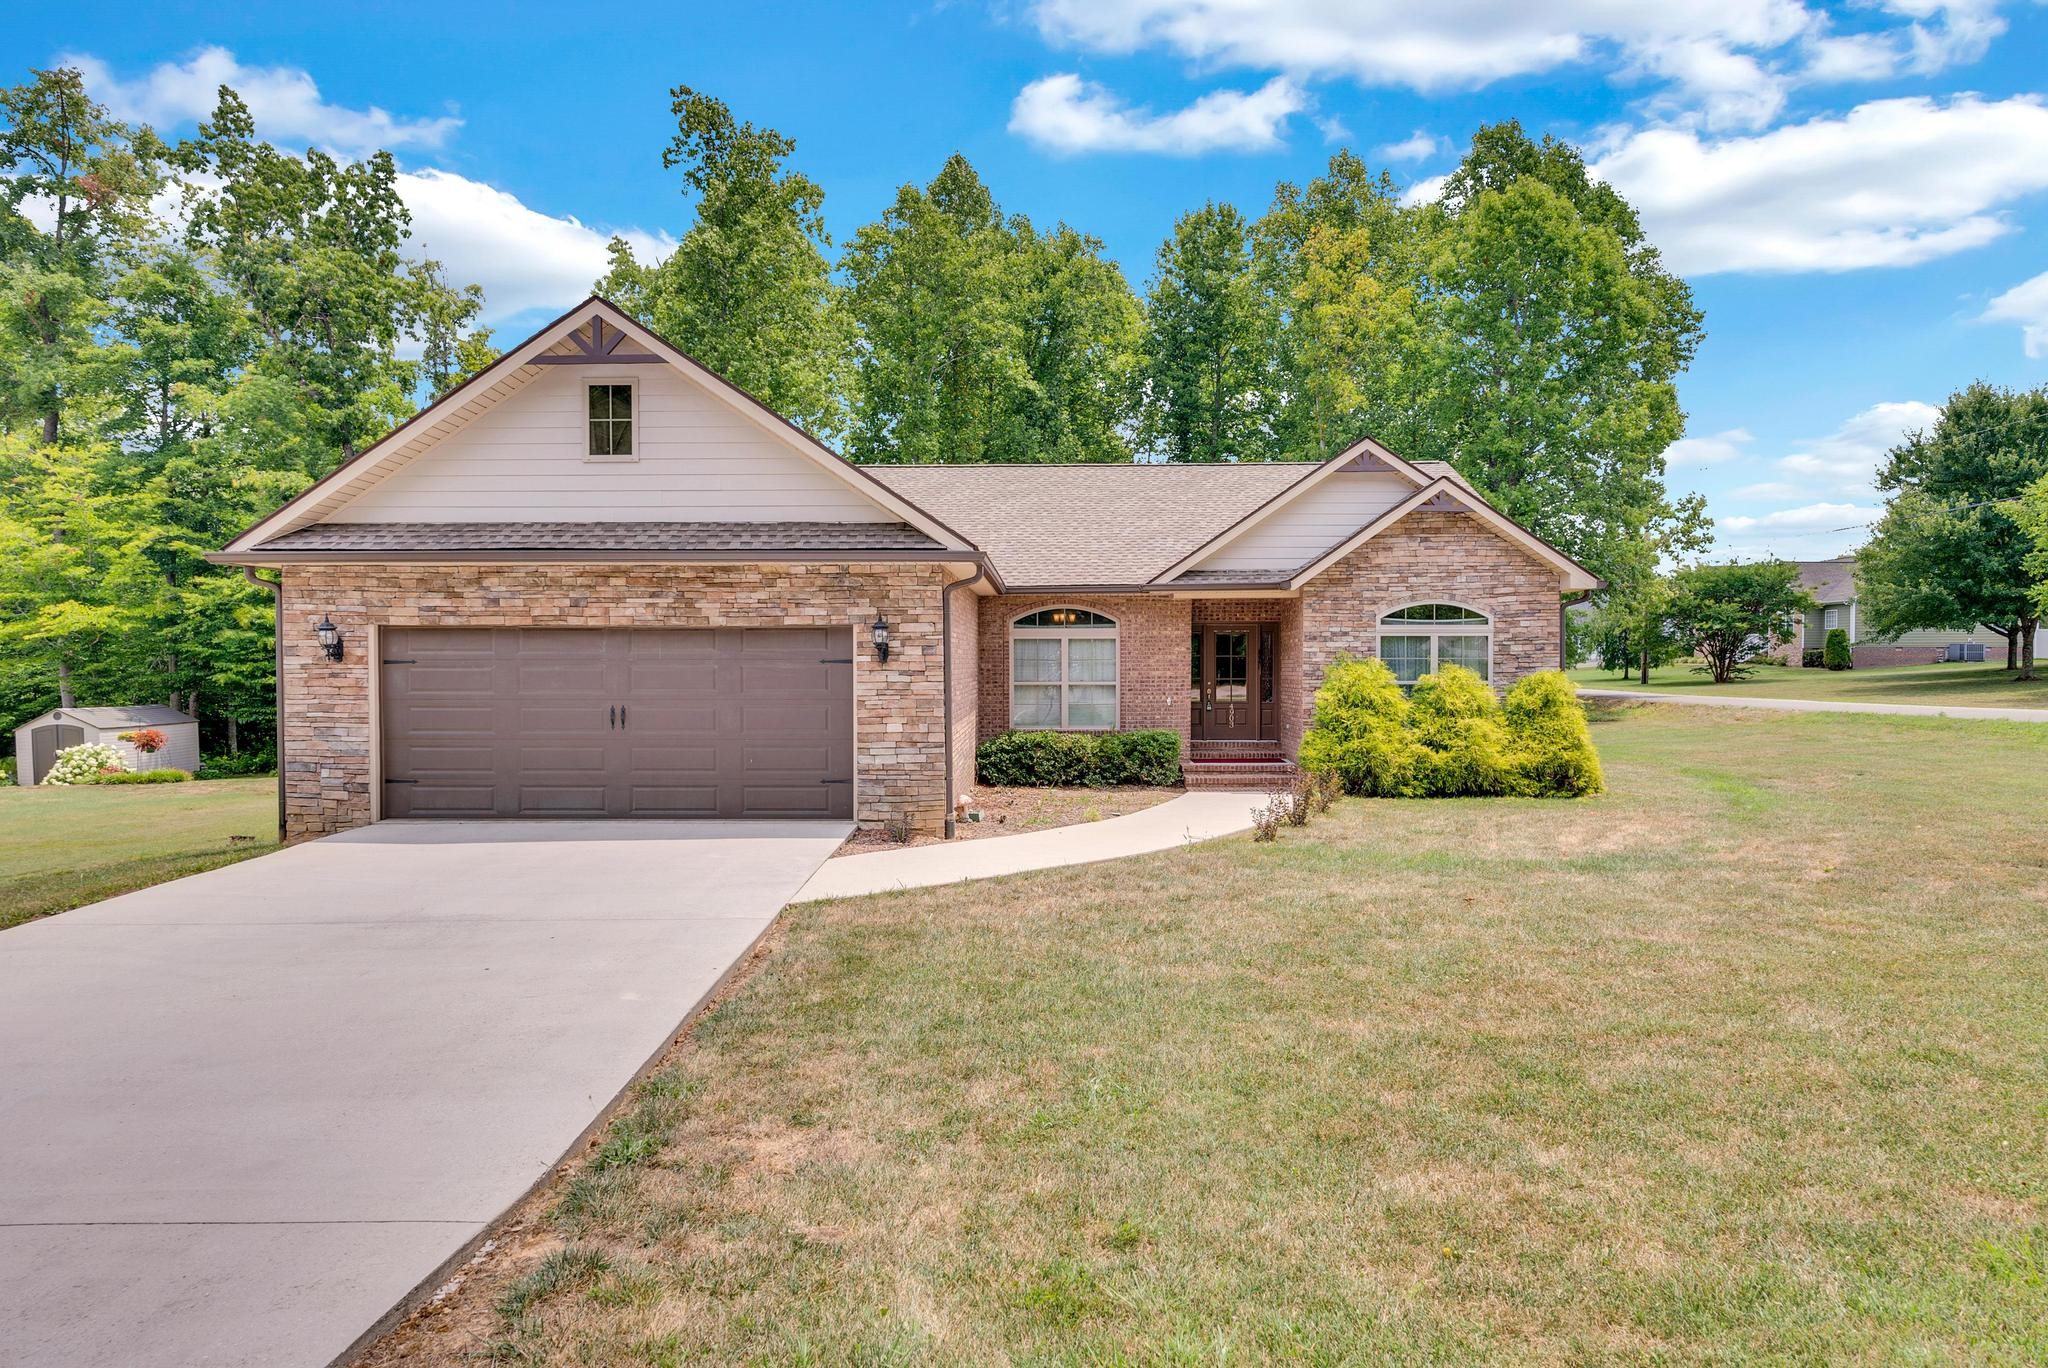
(255, 521), (946, 554)
(1795, 557), (1858, 604)
(53, 705), (195, 728)
(868, 463), (1315, 587)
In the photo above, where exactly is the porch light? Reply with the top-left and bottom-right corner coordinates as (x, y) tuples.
(871, 612), (891, 663)
(314, 614), (344, 662)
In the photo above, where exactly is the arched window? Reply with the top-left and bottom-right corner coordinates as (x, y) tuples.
(1378, 603), (1491, 686)
(1012, 609), (1118, 729)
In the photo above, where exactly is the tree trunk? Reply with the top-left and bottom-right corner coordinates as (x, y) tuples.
(2007, 627), (2019, 671)
(1639, 645), (1650, 685)
(42, 409), (58, 446)
(228, 716), (240, 756)
(2021, 620), (2037, 683)
(57, 659), (74, 710)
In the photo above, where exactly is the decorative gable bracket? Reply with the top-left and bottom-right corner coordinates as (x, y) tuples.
(527, 316), (662, 365)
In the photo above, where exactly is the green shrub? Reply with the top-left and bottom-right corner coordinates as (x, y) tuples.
(94, 768), (192, 784)
(974, 728), (1182, 787)
(1090, 729), (1181, 785)
(1503, 671), (1604, 797)
(44, 743), (126, 785)
(1824, 628), (1853, 670)
(1297, 656), (1418, 796)
(1300, 660), (1602, 800)
(0, 755), (15, 785)
(1406, 665), (1512, 796)
(1801, 647), (1825, 668)
(196, 749), (276, 779)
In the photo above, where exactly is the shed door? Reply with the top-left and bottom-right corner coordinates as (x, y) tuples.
(380, 628), (854, 820)
(29, 724), (85, 785)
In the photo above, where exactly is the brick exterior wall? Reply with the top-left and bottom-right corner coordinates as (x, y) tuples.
(976, 595), (1193, 750)
(278, 562), (952, 841)
(1295, 511), (1564, 743)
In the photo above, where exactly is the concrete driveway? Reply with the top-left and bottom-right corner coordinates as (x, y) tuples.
(0, 818), (847, 1368)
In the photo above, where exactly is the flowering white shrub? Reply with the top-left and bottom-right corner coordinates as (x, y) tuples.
(44, 742), (127, 786)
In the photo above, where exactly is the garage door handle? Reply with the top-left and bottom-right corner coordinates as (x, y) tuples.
(619, 705), (627, 728)
(609, 705), (616, 729)
(819, 778), (853, 785)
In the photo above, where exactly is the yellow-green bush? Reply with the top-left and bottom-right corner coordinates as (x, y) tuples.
(1299, 660), (1602, 799)
(1503, 670), (1604, 796)
(1296, 656), (1418, 796)
(1406, 664), (1513, 796)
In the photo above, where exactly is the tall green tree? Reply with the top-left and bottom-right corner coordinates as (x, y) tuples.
(1858, 381), (2048, 679)
(1427, 123), (1704, 584)
(1252, 152), (1428, 458)
(1004, 218), (1142, 464)
(172, 87), (457, 467)
(0, 67), (160, 443)
(1140, 201), (1267, 462)
(597, 86), (843, 438)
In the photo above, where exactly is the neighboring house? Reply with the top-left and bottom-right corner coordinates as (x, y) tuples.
(12, 706), (199, 786)
(1785, 556), (2033, 668)
(211, 297), (1597, 842)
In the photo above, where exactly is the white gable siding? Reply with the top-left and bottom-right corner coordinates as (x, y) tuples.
(1190, 472), (1414, 573)
(330, 364), (895, 524)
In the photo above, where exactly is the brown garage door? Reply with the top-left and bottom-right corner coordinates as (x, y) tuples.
(380, 627), (854, 820)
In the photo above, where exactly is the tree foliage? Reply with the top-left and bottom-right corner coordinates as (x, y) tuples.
(1140, 202), (1266, 463)
(598, 85), (843, 439)
(1667, 561), (1813, 684)
(1857, 381), (2047, 678)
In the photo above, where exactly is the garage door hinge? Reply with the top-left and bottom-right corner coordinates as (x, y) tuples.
(381, 658), (416, 664)
(818, 778), (853, 785)
(818, 657), (853, 664)
(384, 778), (418, 784)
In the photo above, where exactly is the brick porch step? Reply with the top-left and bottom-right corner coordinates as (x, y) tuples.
(1180, 759), (1301, 791)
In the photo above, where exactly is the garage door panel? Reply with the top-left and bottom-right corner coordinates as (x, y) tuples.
(383, 626), (853, 821)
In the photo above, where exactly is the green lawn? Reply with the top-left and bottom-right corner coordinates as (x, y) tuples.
(1570, 660), (2048, 709)
(361, 703), (2048, 1366)
(0, 777), (279, 930)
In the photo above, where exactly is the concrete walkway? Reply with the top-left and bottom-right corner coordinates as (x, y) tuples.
(794, 790), (1266, 902)
(1580, 688), (2048, 723)
(0, 818), (847, 1368)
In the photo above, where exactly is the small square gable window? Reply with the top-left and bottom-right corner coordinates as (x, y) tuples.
(587, 383), (634, 459)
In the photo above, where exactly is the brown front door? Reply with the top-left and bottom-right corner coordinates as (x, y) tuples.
(1190, 627), (1260, 741)
(380, 627), (854, 820)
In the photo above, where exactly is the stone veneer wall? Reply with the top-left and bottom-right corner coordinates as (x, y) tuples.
(278, 561), (952, 841)
(975, 594), (1193, 749)
(946, 580), (981, 814)
(1295, 511), (1564, 742)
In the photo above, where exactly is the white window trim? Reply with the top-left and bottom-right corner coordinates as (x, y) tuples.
(1376, 602), (1493, 686)
(1823, 606), (1841, 631)
(1011, 609), (1119, 731)
(584, 376), (639, 463)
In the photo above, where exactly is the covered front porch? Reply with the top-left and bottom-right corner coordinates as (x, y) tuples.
(1183, 597), (1303, 790)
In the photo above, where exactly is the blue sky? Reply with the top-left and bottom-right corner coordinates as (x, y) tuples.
(15, 1), (2048, 560)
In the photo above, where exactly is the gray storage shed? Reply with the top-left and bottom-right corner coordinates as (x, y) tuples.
(13, 706), (201, 786)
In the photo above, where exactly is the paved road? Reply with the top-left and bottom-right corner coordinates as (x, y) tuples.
(1580, 688), (2048, 723)
(0, 819), (847, 1368)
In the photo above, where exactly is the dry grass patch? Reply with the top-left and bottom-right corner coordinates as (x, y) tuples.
(357, 703), (2048, 1365)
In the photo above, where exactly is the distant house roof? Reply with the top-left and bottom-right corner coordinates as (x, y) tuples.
(16, 705), (196, 730)
(1794, 557), (1858, 604)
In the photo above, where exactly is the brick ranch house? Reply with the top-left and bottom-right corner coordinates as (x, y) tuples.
(212, 298), (1598, 842)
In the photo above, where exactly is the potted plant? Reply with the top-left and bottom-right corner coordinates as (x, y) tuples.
(121, 727), (169, 772)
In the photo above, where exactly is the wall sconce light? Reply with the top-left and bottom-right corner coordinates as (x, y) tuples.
(871, 612), (891, 663)
(314, 614), (344, 662)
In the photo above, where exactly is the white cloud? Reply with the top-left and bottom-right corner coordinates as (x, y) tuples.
(1664, 427), (1755, 469)
(1376, 129), (1447, 162)
(1008, 73), (1303, 154)
(1771, 400), (1940, 496)
(1719, 501), (1879, 532)
(62, 46), (459, 156)
(1983, 268), (2048, 358)
(1590, 96), (2048, 274)
(1025, 0), (1835, 130)
(398, 170), (673, 324)
(1400, 174), (1449, 207)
